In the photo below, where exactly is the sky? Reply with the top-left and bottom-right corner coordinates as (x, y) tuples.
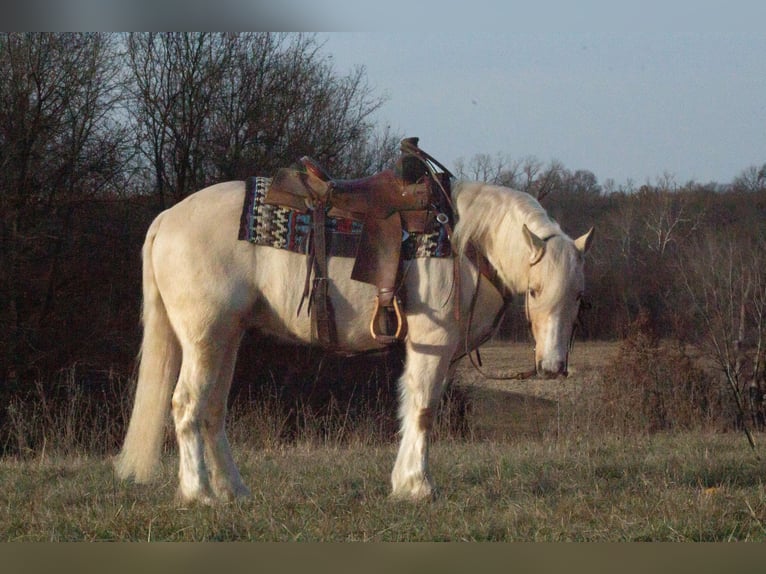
(6, 1), (764, 186)
(319, 31), (766, 186)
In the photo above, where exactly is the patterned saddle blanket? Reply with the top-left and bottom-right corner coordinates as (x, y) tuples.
(238, 176), (452, 260)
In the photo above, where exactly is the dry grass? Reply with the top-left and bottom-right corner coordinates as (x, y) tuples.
(2, 433), (766, 541)
(451, 341), (618, 441)
(3, 341), (766, 541)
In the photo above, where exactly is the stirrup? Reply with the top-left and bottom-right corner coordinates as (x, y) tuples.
(370, 293), (407, 344)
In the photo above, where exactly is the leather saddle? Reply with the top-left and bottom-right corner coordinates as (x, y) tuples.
(264, 137), (453, 347)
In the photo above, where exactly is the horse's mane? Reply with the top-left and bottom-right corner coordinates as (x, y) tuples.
(451, 181), (563, 258)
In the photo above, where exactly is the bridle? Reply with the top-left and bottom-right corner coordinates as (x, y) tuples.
(457, 239), (587, 381)
(452, 244), (532, 380)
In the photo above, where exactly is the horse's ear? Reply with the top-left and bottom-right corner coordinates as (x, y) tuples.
(574, 227), (595, 255)
(522, 224), (546, 266)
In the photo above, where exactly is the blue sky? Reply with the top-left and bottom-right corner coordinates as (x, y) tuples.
(320, 31), (766, 186)
(9, 0), (763, 185)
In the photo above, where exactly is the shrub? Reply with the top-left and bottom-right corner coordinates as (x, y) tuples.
(598, 313), (724, 434)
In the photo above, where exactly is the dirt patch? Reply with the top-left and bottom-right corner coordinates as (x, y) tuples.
(451, 340), (619, 440)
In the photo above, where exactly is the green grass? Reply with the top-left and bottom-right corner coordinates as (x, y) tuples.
(3, 433), (766, 541)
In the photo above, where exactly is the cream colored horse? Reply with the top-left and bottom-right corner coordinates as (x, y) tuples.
(115, 180), (593, 504)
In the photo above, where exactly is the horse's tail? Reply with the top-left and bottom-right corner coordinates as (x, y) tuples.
(114, 213), (181, 483)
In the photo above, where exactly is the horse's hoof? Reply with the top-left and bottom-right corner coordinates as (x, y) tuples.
(175, 488), (216, 507)
(390, 481), (435, 502)
(214, 483), (251, 501)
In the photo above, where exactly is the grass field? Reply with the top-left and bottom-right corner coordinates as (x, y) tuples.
(3, 342), (766, 541)
(3, 434), (766, 541)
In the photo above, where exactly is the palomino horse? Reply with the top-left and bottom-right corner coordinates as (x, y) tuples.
(115, 180), (593, 503)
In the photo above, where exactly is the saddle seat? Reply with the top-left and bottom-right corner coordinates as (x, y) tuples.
(264, 138), (451, 347)
(268, 155), (432, 220)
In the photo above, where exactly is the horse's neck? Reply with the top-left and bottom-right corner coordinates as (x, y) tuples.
(497, 220), (568, 297)
(483, 222), (531, 296)
(453, 182), (561, 296)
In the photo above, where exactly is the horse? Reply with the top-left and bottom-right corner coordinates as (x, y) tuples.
(114, 179), (594, 504)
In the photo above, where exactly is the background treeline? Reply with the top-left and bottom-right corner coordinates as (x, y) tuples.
(1, 33), (765, 454)
(454, 156), (766, 344)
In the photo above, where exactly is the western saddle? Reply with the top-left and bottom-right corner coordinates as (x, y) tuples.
(264, 137), (454, 347)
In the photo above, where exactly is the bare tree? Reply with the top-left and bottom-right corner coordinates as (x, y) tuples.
(732, 164), (766, 193)
(453, 152), (516, 184)
(454, 154), (579, 199)
(677, 231), (766, 446)
(126, 33), (388, 205)
(565, 169), (602, 197)
(337, 124), (402, 176)
(531, 159), (566, 201)
(519, 156), (543, 193)
(0, 33), (130, 383)
(125, 32), (237, 206)
(638, 180), (702, 258)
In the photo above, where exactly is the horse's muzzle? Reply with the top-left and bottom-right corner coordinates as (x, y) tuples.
(537, 360), (568, 379)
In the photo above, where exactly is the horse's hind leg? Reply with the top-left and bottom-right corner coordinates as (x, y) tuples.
(172, 332), (246, 504)
(171, 344), (218, 504)
(201, 334), (250, 500)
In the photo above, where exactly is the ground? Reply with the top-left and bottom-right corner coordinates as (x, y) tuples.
(451, 340), (619, 440)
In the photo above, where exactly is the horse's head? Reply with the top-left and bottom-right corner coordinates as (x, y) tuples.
(522, 224), (594, 378)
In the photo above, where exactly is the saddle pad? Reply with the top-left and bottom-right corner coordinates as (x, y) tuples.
(238, 176), (452, 259)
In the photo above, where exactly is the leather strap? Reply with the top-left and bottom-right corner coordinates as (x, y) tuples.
(454, 242), (539, 380)
(309, 202), (336, 347)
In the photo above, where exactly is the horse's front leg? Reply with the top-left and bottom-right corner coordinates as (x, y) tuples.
(391, 340), (455, 500)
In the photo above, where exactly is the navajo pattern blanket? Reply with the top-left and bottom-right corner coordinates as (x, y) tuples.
(238, 176), (452, 260)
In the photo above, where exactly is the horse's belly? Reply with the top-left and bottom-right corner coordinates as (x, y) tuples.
(249, 250), (384, 351)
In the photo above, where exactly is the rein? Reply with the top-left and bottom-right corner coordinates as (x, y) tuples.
(454, 244), (536, 380)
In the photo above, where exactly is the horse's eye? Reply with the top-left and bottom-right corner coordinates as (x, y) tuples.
(576, 292), (584, 302)
(529, 288), (538, 299)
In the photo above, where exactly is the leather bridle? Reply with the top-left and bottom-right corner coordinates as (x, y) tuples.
(457, 239), (586, 381)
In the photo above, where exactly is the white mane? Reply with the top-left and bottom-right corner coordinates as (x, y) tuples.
(451, 181), (566, 293)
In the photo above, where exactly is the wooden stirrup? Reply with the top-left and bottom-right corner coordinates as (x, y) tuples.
(370, 294), (407, 344)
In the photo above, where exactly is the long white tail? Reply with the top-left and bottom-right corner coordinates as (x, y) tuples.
(114, 214), (181, 483)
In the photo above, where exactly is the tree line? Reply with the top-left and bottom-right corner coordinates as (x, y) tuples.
(1, 33), (764, 430)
